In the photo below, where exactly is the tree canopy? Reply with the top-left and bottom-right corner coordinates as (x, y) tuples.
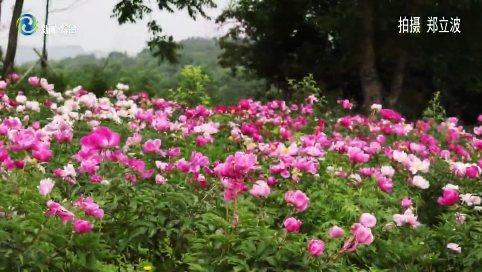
(217, 0), (482, 123)
(111, 0), (217, 63)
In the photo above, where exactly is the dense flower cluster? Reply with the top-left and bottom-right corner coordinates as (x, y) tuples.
(0, 75), (481, 269)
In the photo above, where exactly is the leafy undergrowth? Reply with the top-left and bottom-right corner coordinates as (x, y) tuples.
(0, 77), (481, 271)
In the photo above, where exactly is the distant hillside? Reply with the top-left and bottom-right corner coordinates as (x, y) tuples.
(14, 37), (265, 106)
(15, 45), (110, 64)
(50, 37), (223, 71)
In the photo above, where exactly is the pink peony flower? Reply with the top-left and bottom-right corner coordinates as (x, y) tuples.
(283, 217), (301, 232)
(80, 127), (120, 150)
(438, 189), (459, 206)
(307, 239), (325, 257)
(249, 180), (271, 197)
(29, 77), (39, 86)
(360, 213), (377, 228)
(285, 190), (309, 212)
(328, 226), (344, 238)
(142, 139), (162, 153)
(73, 219), (93, 234)
(401, 198), (413, 209)
(46, 201), (74, 224)
(393, 209), (421, 228)
(37, 178), (55, 196)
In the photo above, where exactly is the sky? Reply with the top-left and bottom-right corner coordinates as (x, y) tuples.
(0, 0), (229, 54)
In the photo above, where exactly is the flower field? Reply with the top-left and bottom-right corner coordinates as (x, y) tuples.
(0, 77), (482, 271)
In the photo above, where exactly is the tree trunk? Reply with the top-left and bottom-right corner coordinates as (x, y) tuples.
(41, 0), (50, 76)
(0, 1), (3, 32)
(2, 0), (24, 78)
(359, 0), (384, 108)
(386, 0), (422, 107)
(387, 49), (407, 106)
(0, 0), (3, 62)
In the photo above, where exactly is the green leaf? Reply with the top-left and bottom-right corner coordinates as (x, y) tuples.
(265, 256), (277, 266)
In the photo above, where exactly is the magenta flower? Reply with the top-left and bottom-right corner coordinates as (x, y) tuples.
(285, 190), (309, 212)
(348, 148), (370, 164)
(343, 223), (374, 252)
(81, 127), (120, 150)
(438, 189), (459, 206)
(90, 175), (102, 183)
(32, 148), (52, 162)
(465, 165), (480, 178)
(393, 209), (421, 228)
(284, 217), (302, 232)
(360, 213), (377, 228)
(377, 176), (393, 193)
(176, 158), (191, 173)
(73, 195), (104, 219)
(73, 219), (93, 234)
(166, 147), (181, 157)
(55, 131), (73, 143)
(190, 151), (209, 173)
(142, 139), (162, 153)
(196, 135), (208, 146)
(46, 201), (74, 224)
(9, 129), (38, 151)
(249, 180), (271, 197)
(328, 226), (344, 238)
(29, 76), (39, 86)
(401, 198), (413, 209)
(307, 239), (325, 256)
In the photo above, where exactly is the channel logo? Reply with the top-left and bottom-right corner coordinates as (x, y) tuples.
(17, 14), (39, 36)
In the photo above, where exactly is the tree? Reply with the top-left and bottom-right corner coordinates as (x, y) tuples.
(0, 1), (3, 33)
(41, 0), (51, 76)
(217, 0), (482, 122)
(358, 0), (384, 108)
(170, 65), (211, 106)
(217, 0), (340, 99)
(3, 0), (24, 78)
(111, 0), (217, 64)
